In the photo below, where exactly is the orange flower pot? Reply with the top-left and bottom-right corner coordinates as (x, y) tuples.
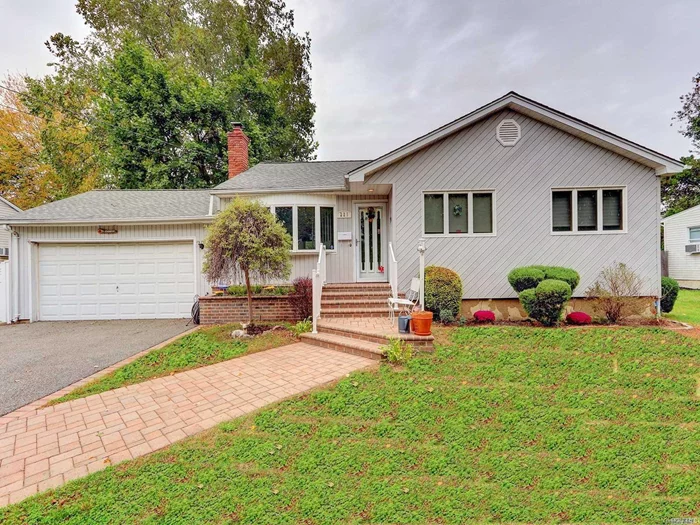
(410, 311), (433, 336)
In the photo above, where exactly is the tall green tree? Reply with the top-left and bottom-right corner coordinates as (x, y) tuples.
(663, 74), (700, 216)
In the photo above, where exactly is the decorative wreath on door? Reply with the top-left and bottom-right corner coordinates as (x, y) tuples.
(367, 207), (376, 223)
(452, 204), (464, 216)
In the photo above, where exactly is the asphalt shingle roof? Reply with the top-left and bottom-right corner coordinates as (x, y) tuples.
(213, 160), (369, 192)
(6, 190), (212, 223)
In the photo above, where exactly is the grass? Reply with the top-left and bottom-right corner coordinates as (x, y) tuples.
(664, 288), (700, 326)
(47, 323), (297, 405)
(3, 326), (699, 523)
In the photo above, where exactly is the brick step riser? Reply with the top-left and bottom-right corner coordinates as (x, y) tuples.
(318, 326), (388, 345)
(323, 285), (392, 291)
(322, 291), (394, 297)
(321, 301), (388, 309)
(321, 311), (388, 318)
(301, 337), (383, 361)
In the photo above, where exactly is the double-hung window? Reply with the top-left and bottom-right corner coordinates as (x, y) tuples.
(423, 191), (495, 235)
(268, 204), (335, 252)
(689, 227), (700, 243)
(551, 187), (625, 234)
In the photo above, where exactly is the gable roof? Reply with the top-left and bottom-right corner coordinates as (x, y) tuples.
(0, 196), (21, 213)
(5, 190), (212, 225)
(213, 160), (369, 194)
(661, 204), (700, 224)
(349, 91), (685, 182)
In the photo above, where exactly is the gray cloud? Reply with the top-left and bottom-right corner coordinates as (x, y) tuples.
(1, 0), (697, 160)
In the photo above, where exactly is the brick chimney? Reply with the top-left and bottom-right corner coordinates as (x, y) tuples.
(227, 123), (249, 178)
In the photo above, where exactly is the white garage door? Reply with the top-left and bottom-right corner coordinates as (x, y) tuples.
(38, 242), (196, 320)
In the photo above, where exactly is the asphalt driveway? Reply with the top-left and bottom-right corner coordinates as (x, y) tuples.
(0, 319), (191, 416)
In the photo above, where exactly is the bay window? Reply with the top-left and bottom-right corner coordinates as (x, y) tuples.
(268, 204), (335, 252)
(423, 190), (495, 235)
(552, 187), (625, 234)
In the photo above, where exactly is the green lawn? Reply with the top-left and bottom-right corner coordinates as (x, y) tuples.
(48, 323), (297, 405)
(4, 327), (699, 523)
(664, 288), (700, 327)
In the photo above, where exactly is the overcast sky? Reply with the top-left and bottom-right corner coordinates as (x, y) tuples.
(2, 0), (698, 161)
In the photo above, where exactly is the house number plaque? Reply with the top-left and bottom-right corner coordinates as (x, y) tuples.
(337, 211), (351, 219)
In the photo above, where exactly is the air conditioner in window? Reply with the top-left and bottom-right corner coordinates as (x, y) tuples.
(0, 247), (8, 257)
(685, 244), (700, 254)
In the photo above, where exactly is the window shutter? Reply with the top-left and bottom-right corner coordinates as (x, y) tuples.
(602, 190), (622, 230)
(424, 194), (444, 234)
(577, 190), (598, 231)
(552, 191), (572, 231)
(473, 193), (493, 233)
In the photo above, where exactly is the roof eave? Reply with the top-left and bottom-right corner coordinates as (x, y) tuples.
(4, 216), (214, 227)
(348, 92), (685, 182)
(210, 186), (349, 196)
(0, 196), (22, 213)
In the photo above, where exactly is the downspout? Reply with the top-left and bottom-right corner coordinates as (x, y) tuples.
(7, 226), (20, 322)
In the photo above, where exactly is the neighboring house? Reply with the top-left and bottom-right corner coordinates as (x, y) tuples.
(662, 205), (700, 289)
(0, 196), (21, 260)
(3, 92), (684, 322)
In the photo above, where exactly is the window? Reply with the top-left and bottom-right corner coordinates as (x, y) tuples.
(423, 191), (494, 235)
(690, 227), (700, 243)
(551, 188), (624, 234)
(269, 204), (336, 252)
(320, 206), (334, 250)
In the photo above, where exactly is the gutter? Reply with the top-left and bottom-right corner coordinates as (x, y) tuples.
(209, 186), (348, 196)
(5, 216), (215, 227)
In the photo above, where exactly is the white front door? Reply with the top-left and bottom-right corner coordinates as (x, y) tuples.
(355, 203), (388, 282)
(38, 242), (196, 320)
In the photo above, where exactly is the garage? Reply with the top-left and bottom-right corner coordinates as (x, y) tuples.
(38, 242), (196, 320)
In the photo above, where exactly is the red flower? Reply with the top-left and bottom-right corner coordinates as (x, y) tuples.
(378, 265), (385, 273)
(474, 310), (495, 323)
(566, 311), (591, 325)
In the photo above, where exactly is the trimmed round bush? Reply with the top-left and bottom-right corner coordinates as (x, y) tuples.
(424, 266), (463, 319)
(660, 277), (680, 313)
(543, 267), (580, 292)
(474, 310), (496, 323)
(508, 267), (545, 293)
(533, 279), (572, 326)
(519, 288), (538, 317)
(566, 311), (592, 325)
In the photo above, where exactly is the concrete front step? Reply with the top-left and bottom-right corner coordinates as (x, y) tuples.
(300, 332), (385, 361)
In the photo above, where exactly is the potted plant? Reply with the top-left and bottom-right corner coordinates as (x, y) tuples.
(410, 309), (433, 336)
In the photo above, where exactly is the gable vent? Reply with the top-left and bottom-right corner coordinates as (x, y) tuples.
(496, 119), (521, 146)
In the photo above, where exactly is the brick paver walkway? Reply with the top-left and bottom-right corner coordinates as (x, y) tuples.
(0, 343), (374, 507)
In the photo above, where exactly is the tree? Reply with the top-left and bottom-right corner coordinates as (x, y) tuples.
(663, 74), (700, 216)
(203, 198), (291, 322)
(0, 75), (57, 208)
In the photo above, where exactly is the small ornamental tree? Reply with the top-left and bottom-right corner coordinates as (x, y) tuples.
(203, 198), (292, 323)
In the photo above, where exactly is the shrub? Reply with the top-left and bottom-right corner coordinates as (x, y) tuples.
(526, 279), (572, 326)
(288, 277), (313, 320)
(566, 311), (592, 325)
(439, 309), (455, 324)
(382, 337), (413, 364)
(474, 310), (496, 323)
(424, 266), (463, 319)
(543, 267), (580, 292)
(661, 277), (680, 313)
(586, 263), (645, 322)
(290, 318), (312, 337)
(227, 284), (291, 296)
(508, 267), (545, 293)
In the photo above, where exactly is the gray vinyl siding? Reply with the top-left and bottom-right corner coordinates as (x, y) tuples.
(369, 109), (661, 299)
(0, 200), (19, 252)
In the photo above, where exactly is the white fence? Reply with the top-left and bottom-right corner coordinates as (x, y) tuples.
(388, 242), (398, 299)
(0, 261), (8, 324)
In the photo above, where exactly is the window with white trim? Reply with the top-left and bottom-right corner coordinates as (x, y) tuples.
(268, 205), (335, 252)
(423, 191), (494, 235)
(551, 188), (624, 233)
(689, 227), (700, 243)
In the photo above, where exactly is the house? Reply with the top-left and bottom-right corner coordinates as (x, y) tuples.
(0, 196), (21, 260)
(662, 205), (700, 289)
(1, 92), (684, 323)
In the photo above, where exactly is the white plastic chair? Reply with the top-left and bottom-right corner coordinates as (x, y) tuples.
(388, 277), (421, 324)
